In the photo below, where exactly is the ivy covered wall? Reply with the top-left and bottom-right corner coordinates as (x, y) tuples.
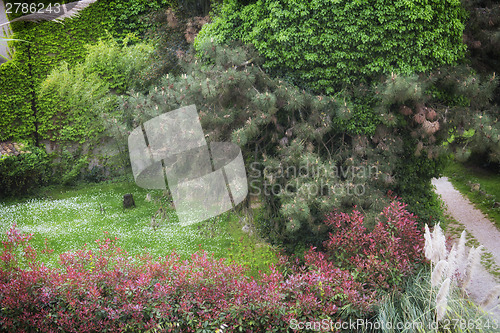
(0, 0), (174, 143)
(197, 0), (468, 94)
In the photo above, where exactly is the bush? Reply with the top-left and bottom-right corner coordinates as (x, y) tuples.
(38, 38), (154, 144)
(0, 226), (374, 332)
(197, 0), (468, 93)
(320, 201), (424, 293)
(82, 38), (155, 94)
(0, 145), (51, 198)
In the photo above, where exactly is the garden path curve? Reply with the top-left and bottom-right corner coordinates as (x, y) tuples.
(432, 177), (500, 322)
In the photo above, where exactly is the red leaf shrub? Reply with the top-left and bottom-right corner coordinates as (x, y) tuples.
(0, 201), (423, 331)
(0, 226), (371, 332)
(321, 201), (424, 291)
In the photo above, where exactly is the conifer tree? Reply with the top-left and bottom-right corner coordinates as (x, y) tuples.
(116, 41), (446, 246)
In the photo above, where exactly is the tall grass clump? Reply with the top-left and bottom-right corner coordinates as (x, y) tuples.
(376, 268), (496, 332)
(375, 224), (499, 332)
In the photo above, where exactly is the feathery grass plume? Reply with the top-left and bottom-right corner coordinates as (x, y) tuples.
(376, 268), (497, 333)
(0, 1), (99, 28)
(462, 245), (484, 290)
(436, 277), (451, 321)
(481, 285), (500, 308)
(446, 244), (458, 280)
(431, 259), (448, 287)
(455, 230), (467, 277)
(424, 224), (433, 261)
(431, 223), (447, 264)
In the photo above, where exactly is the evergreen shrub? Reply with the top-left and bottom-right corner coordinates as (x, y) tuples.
(119, 40), (456, 249)
(0, 145), (50, 198)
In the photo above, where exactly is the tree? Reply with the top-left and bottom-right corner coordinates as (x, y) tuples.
(117, 41), (453, 250)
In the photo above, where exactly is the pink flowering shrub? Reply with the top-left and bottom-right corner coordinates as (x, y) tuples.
(321, 201), (424, 291)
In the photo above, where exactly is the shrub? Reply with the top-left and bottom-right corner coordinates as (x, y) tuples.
(0, 226), (374, 332)
(0, 144), (51, 198)
(37, 38), (154, 144)
(197, 0), (468, 93)
(122, 41), (419, 249)
(320, 201), (424, 293)
(82, 38), (155, 94)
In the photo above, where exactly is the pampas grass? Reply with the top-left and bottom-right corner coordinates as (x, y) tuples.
(462, 245), (484, 291)
(424, 223), (447, 264)
(456, 230), (467, 275)
(446, 244), (458, 280)
(426, 224), (483, 289)
(375, 268), (495, 333)
(436, 277), (451, 321)
(431, 260), (448, 287)
(432, 223), (448, 263)
(424, 224), (434, 262)
(373, 224), (498, 332)
(424, 223), (500, 325)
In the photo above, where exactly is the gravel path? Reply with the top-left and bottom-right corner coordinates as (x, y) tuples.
(432, 177), (500, 322)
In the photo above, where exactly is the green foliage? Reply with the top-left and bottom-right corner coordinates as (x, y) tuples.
(197, 0), (468, 93)
(139, 6), (203, 89)
(463, 0), (500, 80)
(37, 38), (154, 143)
(394, 153), (446, 223)
(124, 39), (497, 248)
(371, 68), (493, 225)
(99, 0), (177, 39)
(227, 236), (278, 278)
(0, 145), (51, 198)
(120, 41), (451, 250)
(428, 66), (500, 164)
(375, 268), (495, 333)
(0, 0), (172, 142)
(37, 63), (110, 143)
(83, 38), (154, 93)
(0, 60), (34, 142)
(84, 165), (108, 183)
(53, 149), (89, 186)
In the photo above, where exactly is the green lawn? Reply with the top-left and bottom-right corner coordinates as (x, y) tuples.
(0, 180), (278, 276)
(444, 160), (500, 230)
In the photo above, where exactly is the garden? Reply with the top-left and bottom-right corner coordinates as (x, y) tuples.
(0, 0), (499, 332)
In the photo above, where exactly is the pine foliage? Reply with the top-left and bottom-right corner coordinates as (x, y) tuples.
(119, 41), (450, 246)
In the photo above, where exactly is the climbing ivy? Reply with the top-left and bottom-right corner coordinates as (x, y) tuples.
(37, 38), (154, 143)
(196, 0), (468, 94)
(0, 0), (174, 143)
